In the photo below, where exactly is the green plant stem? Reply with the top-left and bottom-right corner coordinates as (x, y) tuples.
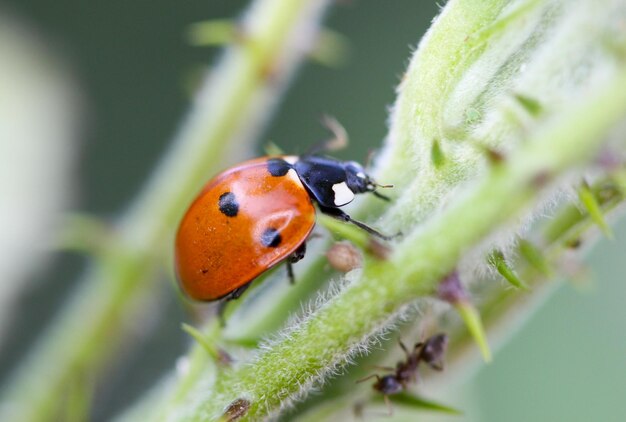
(219, 0), (517, 351)
(114, 1), (626, 419)
(0, 1), (332, 420)
(152, 321), (223, 422)
(189, 55), (626, 422)
(441, 175), (626, 378)
(280, 176), (626, 420)
(380, 0), (509, 188)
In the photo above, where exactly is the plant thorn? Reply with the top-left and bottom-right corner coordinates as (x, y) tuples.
(487, 250), (529, 290)
(455, 301), (492, 362)
(181, 323), (226, 364)
(513, 93), (543, 117)
(187, 19), (246, 47)
(518, 239), (553, 277)
(431, 138), (446, 168)
(308, 28), (351, 68)
(578, 181), (614, 239)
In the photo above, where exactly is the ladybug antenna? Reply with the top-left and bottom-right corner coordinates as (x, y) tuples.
(305, 115), (348, 156)
(372, 191), (391, 201)
(364, 179), (394, 201)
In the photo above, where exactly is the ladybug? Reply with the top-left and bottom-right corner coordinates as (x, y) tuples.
(175, 151), (392, 303)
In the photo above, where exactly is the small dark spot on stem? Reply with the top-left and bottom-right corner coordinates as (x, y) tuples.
(366, 238), (392, 260)
(485, 147), (505, 164)
(437, 270), (469, 304)
(532, 170), (552, 188)
(232, 23), (249, 45)
(326, 241), (363, 272)
(566, 238), (582, 249)
(260, 60), (280, 85)
(596, 148), (622, 171)
(224, 398), (251, 421)
(217, 348), (234, 366)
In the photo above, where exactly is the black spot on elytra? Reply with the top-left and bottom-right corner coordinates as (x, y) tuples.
(218, 192), (239, 217)
(267, 158), (291, 177)
(260, 228), (281, 247)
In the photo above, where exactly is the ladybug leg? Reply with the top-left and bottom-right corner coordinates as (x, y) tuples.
(286, 261), (295, 285)
(217, 283), (252, 325)
(372, 190), (391, 202)
(318, 206), (393, 241)
(227, 283), (251, 300)
(286, 242), (307, 284)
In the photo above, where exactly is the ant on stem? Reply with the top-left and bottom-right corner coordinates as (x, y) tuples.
(357, 333), (449, 415)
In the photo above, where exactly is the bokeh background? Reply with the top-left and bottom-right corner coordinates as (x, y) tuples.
(1, 1), (625, 421)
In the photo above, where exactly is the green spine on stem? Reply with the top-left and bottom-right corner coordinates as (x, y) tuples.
(0, 1), (333, 421)
(114, 0), (626, 420)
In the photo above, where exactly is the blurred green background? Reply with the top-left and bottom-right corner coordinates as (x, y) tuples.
(1, 1), (624, 420)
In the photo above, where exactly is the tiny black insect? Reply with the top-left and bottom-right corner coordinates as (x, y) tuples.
(357, 333), (449, 415)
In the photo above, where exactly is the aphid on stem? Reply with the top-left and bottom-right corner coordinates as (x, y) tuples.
(357, 333), (449, 415)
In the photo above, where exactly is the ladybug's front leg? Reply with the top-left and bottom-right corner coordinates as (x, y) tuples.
(217, 283), (252, 325)
(286, 242), (307, 284)
(318, 206), (393, 241)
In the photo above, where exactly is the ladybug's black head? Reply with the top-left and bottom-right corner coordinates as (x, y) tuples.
(293, 155), (393, 208)
(344, 161), (392, 201)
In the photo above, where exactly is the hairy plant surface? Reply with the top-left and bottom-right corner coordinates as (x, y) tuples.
(3, 0), (626, 421)
(133, 0), (626, 420)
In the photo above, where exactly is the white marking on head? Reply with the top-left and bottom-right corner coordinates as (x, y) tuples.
(332, 182), (355, 206)
(285, 168), (301, 185)
(282, 155), (298, 165)
(356, 171), (366, 179)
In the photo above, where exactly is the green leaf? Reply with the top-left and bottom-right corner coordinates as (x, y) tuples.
(387, 392), (463, 415)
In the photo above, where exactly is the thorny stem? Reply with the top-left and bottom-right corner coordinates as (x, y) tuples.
(133, 0), (626, 420)
(271, 174), (626, 421)
(204, 69), (626, 422)
(0, 1), (332, 421)
(335, 176), (626, 419)
(444, 177), (626, 375)
(6, 0), (626, 421)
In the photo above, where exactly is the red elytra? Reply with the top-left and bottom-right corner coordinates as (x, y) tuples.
(175, 156), (315, 301)
(175, 153), (392, 303)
